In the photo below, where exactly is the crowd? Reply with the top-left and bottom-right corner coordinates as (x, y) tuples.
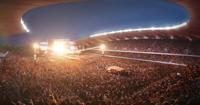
(106, 39), (200, 55)
(0, 39), (199, 105)
(101, 39), (200, 65)
(0, 52), (199, 105)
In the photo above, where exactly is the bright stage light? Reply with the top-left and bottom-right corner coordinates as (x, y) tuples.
(52, 41), (66, 55)
(100, 44), (106, 55)
(70, 46), (76, 50)
(40, 46), (48, 51)
(33, 43), (39, 49)
(100, 44), (106, 50)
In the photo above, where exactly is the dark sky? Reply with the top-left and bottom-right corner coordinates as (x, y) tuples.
(21, 0), (189, 41)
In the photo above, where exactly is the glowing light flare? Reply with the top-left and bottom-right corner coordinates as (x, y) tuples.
(33, 43), (39, 49)
(20, 18), (30, 33)
(90, 21), (188, 37)
(70, 46), (76, 50)
(52, 41), (66, 55)
(100, 44), (106, 55)
(40, 46), (48, 51)
(100, 44), (106, 50)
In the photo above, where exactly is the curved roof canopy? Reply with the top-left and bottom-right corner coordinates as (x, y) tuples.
(0, 0), (200, 40)
(0, 0), (79, 36)
(76, 0), (200, 45)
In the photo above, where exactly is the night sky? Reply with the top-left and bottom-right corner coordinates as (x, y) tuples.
(21, 0), (189, 41)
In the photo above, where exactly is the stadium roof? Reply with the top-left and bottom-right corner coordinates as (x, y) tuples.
(76, 0), (200, 45)
(0, 0), (80, 36)
(0, 0), (200, 42)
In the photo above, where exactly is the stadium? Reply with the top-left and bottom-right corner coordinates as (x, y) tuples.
(0, 0), (200, 105)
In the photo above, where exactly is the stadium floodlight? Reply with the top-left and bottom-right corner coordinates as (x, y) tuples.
(33, 43), (39, 49)
(33, 43), (39, 61)
(100, 44), (106, 55)
(40, 46), (48, 51)
(52, 41), (66, 55)
(70, 46), (76, 50)
(100, 44), (106, 50)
